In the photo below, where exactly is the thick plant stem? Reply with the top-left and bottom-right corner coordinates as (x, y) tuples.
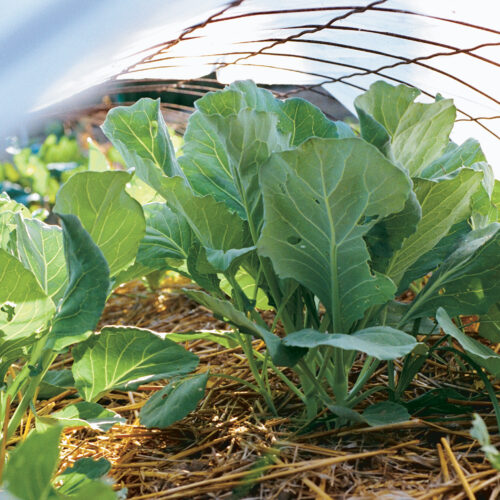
(332, 348), (348, 404)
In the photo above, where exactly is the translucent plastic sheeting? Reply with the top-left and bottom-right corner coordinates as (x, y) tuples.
(2, 0), (499, 174)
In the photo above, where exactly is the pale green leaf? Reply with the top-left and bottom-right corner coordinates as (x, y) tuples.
(355, 81), (456, 176)
(398, 220), (471, 294)
(49, 214), (109, 351)
(87, 139), (109, 172)
(386, 168), (483, 287)
(137, 202), (192, 268)
(280, 98), (355, 146)
(125, 174), (164, 205)
(159, 177), (251, 272)
(283, 327), (417, 360)
(54, 171), (145, 276)
(258, 137), (411, 331)
(470, 414), (500, 470)
(14, 214), (68, 304)
(421, 138), (486, 178)
(101, 98), (183, 193)
(407, 223), (500, 319)
(72, 326), (199, 402)
(0, 249), (54, 341)
(140, 372), (208, 429)
(220, 268), (271, 310)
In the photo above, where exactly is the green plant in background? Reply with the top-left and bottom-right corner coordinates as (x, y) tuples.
(0, 125), (184, 215)
(97, 80), (500, 425)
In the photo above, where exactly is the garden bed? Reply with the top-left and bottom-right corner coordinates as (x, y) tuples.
(36, 279), (500, 499)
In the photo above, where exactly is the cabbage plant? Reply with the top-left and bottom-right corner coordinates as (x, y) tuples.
(0, 194), (200, 453)
(99, 80), (500, 423)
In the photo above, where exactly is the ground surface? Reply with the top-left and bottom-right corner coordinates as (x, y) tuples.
(29, 278), (500, 499)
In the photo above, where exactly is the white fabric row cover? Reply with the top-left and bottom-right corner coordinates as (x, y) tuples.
(2, 0), (499, 174)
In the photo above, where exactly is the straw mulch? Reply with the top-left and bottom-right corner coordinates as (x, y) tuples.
(27, 277), (500, 499)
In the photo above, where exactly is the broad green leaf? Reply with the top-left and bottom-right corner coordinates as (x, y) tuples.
(479, 303), (500, 343)
(54, 171), (145, 276)
(55, 458), (116, 499)
(386, 168), (483, 287)
(0, 249), (54, 340)
(3, 426), (62, 500)
(186, 290), (305, 366)
(280, 98), (355, 146)
(392, 96), (455, 176)
(49, 214), (109, 351)
(437, 307), (500, 378)
(421, 138), (486, 178)
(137, 202), (192, 268)
(14, 214), (68, 304)
(43, 402), (124, 432)
(258, 137), (412, 331)
(362, 402), (410, 426)
(101, 98), (183, 192)
(181, 81), (351, 226)
(366, 190), (421, 273)
(471, 162), (497, 227)
(205, 246), (255, 273)
(72, 326), (199, 402)
(179, 108), (289, 220)
(398, 220), (471, 294)
(208, 81), (353, 143)
(140, 372), (208, 429)
(283, 326), (417, 360)
(406, 224), (500, 320)
(355, 81), (456, 176)
(490, 180), (500, 223)
(355, 81), (420, 137)
(355, 81), (418, 152)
